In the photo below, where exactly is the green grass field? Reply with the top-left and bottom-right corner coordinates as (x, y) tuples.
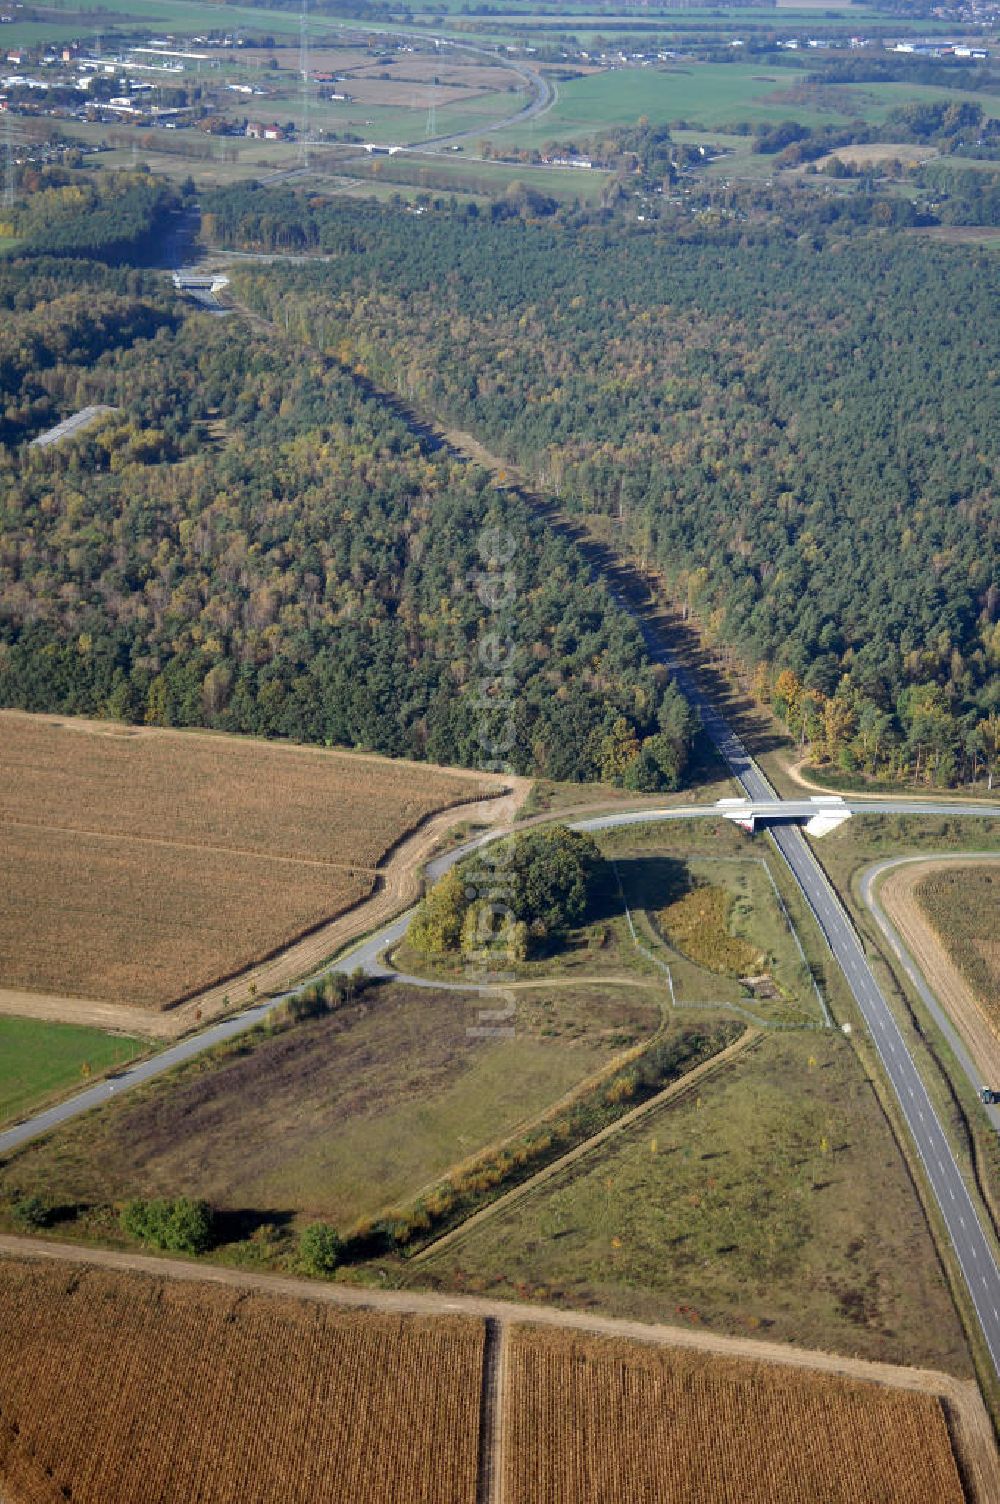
(241, 91), (518, 147)
(412, 1029), (972, 1373)
(412, 1), (920, 19)
(0, 0), (370, 46)
(92, 145), (299, 189)
(862, 79), (1000, 124)
(0, 1017), (146, 1122)
(616, 851), (820, 1024)
(492, 64), (1000, 149)
(344, 151), (611, 204)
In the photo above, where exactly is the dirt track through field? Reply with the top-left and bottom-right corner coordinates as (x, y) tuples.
(1, 1233), (996, 1504)
(410, 1026), (759, 1263)
(880, 858), (1000, 1086)
(3, 816), (380, 874)
(781, 755), (996, 805)
(477, 1320), (506, 1504)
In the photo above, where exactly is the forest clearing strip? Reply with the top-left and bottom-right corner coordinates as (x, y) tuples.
(0, 1233), (995, 1503)
(409, 1025), (759, 1264)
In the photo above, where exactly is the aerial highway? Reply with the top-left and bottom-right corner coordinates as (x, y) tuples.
(771, 819), (1000, 1374)
(2, 572), (999, 1368)
(861, 855), (1000, 1125)
(28, 405), (117, 450)
(641, 643), (1000, 1377)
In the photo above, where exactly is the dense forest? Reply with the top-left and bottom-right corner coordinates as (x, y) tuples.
(204, 188), (999, 786)
(0, 258), (176, 446)
(4, 171), (998, 789)
(0, 239), (691, 783)
(8, 172), (177, 263)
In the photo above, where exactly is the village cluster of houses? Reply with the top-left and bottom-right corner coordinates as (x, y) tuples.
(0, 36), (302, 138)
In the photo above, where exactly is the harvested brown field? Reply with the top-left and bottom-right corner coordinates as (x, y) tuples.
(0, 711), (496, 1012)
(337, 77), (489, 109)
(348, 59), (519, 92)
(914, 863), (1000, 1025)
(503, 1325), (966, 1504)
(909, 225), (1000, 248)
(0, 1255), (484, 1504)
(814, 142), (939, 169)
(0, 819), (369, 1010)
(2, 1239), (997, 1504)
(881, 858), (1000, 1083)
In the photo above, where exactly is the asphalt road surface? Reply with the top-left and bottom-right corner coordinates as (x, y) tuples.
(642, 640), (1000, 1377)
(3, 707), (999, 1373)
(862, 856), (1000, 1134)
(28, 406), (117, 450)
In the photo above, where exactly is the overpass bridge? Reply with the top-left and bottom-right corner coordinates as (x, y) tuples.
(715, 795), (851, 837)
(171, 270), (230, 312)
(571, 795), (852, 839)
(572, 793), (1000, 842)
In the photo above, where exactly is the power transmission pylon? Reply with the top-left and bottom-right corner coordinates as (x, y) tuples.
(2, 112), (14, 213)
(299, 0), (310, 168)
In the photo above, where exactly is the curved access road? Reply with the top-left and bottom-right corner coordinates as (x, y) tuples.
(414, 55), (554, 152)
(861, 854), (1000, 1128)
(3, 794), (997, 1124)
